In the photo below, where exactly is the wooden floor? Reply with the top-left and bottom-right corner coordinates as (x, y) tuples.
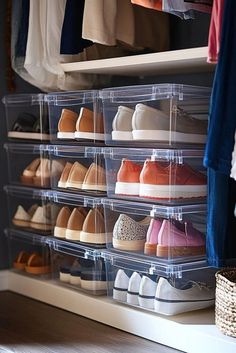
(0, 292), (181, 353)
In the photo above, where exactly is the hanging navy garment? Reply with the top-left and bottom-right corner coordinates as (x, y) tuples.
(204, 0), (236, 175)
(207, 169), (236, 267)
(205, 0), (236, 267)
(60, 0), (92, 55)
(15, 0), (29, 57)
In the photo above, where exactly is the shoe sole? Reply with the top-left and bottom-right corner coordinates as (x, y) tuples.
(80, 231), (110, 245)
(112, 131), (133, 141)
(113, 288), (127, 302)
(59, 273), (70, 282)
(139, 184), (207, 199)
(8, 131), (50, 140)
(57, 132), (75, 139)
(13, 262), (26, 270)
(144, 243), (157, 256)
(113, 238), (145, 251)
(127, 292), (139, 306)
(75, 131), (105, 141)
(65, 229), (81, 241)
(58, 181), (67, 188)
(82, 183), (107, 192)
(138, 296), (155, 309)
(25, 265), (51, 275)
(54, 226), (66, 238)
(65, 182), (83, 189)
(12, 219), (30, 228)
(30, 222), (52, 232)
(115, 182), (140, 196)
(132, 130), (207, 144)
(69, 276), (81, 286)
(81, 279), (107, 294)
(154, 297), (215, 316)
(156, 245), (206, 257)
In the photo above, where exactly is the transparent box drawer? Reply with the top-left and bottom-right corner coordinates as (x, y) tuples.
(104, 147), (207, 205)
(103, 198), (207, 264)
(4, 143), (64, 189)
(2, 93), (50, 142)
(4, 185), (59, 235)
(49, 145), (107, 196)
(5, 228), (51, 278)
(103, 251), (216, 316)
(100, 84), (210, 148)
(50, 191), (108, 247)
(49, 238), (107, 296)
(47, 90), (104, 144)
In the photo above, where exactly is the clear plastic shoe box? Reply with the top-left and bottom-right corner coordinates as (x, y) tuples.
(100, 84), (211, 148)
(2, 93), (50, 142)
(46, 90), (104, 144)
(5, 228), (51, 278)
(49, 238), (107, 295)
(103, 147), (207, 205)
(103, 251), (216, 316)
(4, 143), (58, 189)
(4, 185), (59, 235)
(102, 198), (207, 264)
(50, 190), (108, 247)
(49, 145), (107, 196)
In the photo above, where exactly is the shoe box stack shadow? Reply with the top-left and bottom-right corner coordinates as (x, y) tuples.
(2, 83), (216, 312)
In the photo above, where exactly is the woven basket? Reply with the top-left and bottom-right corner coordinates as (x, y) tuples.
(215, 268), (236, 337)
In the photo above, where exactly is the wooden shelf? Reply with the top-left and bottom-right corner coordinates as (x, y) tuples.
(61, 46), (214, 76)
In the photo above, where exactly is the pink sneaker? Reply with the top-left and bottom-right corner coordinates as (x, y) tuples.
(144, 219), (162, 256)
(156, 220), (205, 258)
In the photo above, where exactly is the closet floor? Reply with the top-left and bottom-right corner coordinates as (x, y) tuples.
(0, 291), (182, 353)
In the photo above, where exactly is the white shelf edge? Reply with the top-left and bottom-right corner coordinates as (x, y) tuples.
(60, 46), (214, 76)
(0, 270), (9, 291)
(0, 271), (234, 353)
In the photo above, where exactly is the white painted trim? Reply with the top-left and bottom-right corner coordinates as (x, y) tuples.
(0, 270), (9, 291)
(4, 271), (236, 353)
(60, 47), (214, 76)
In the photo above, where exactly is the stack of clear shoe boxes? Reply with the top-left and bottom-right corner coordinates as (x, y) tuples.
(3, 94), (52, 278)
(100, 84), (216, 316)
(3, 91), (109, 294)
(45, 91), (108, 295)
(3, 84), (216, 312)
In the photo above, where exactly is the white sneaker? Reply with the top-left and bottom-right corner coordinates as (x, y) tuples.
(132, 103), (207, 144)
(112, 106), (134, 141)
(154, 277), (215, 316)
(127, 272), (142, 306)
(113, 269), (130, 302)
(138, 276), (157, 310)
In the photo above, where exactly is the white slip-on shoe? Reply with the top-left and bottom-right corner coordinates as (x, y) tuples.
(113, 269), (130, 302)
(127, 272), (142, 306)
(154, 277), (215, 316)
(112, 214), (148, 252)
(138, 276), (157, 310)
(112, 106), (134, 141)
(132, 103), (207, 144)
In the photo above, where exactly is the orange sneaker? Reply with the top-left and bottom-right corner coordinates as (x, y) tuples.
(75, 108), (104, 141)
(139, 160), (207, 200)
(115, 159), (143, 196)
(57, 108), (78, 139)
